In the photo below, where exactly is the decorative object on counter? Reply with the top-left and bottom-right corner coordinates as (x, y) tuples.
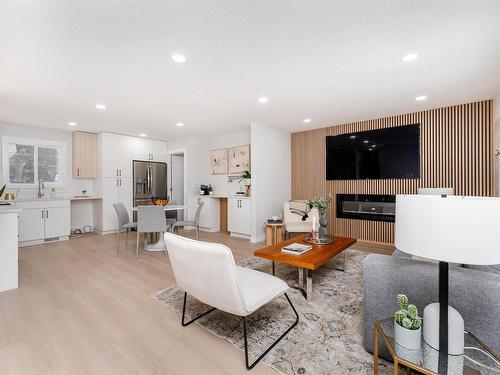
(151, 196), (169, 206)
(210, 148), (228, 174)
(238, 170), (252, 197)
(229, 145), (250, 174)
(0, 184), (5, 198)
(82, 189), (87, 195)
(307, 194), (333, 239)
(200, 185), (210, 195)
(394, 294), (422, 350)
(4, 193), (15, 201)
(208, 184), (213, 196)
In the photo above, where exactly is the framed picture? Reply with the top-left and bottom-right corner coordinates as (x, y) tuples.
(210, 148), (228, 175)
(229, 145), (250, 174)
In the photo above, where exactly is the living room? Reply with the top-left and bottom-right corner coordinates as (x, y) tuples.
(0, 1), (499, 375)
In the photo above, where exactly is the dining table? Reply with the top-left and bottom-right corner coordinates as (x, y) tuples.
(133, 204), (186, 251)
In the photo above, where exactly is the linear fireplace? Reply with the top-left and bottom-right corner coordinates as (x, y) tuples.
(336, 194), (396, 222)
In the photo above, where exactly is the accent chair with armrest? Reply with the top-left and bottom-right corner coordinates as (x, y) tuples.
(283, 201), (319, 239)
(163, 232), (299, 370)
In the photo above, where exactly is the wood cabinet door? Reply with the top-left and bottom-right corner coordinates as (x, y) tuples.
(18, 208), (45, 242)
(72, 131), (97, 178)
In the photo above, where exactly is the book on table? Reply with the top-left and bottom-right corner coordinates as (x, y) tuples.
(281, 243), (312, 255)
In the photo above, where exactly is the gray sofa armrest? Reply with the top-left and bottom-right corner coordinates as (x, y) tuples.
(363, 254), (500, 359)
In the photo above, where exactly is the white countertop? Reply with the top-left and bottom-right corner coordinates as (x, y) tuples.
(193, 194), (252, 199)
(10, 196), (102, 202)
(0, 205), (22, 213)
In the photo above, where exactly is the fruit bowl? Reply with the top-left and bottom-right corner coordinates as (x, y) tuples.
(151, 196), (169, 206)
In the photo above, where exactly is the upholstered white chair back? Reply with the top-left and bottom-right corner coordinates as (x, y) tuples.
(283, 201), (319, 233)
(164, 232), (248, 316)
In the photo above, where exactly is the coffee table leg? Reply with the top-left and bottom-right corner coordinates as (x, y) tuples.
(335, 252), (346, 272)
(306, 269), (313, 301)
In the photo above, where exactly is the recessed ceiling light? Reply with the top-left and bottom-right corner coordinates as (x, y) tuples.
(363, 140), (369, 144)
(349, 135), (357, 139)
(171, 54), (186, 63)
(67, 122), (77, 126)
(415, 95), (427, 101)
(303, 118), (312, 124)
(139, 133), (147, 137)
(176, 122), (185, 127)
(95, 104), (107, 110)
(258, 97), (269, 104)
(402, 52), (419, 62)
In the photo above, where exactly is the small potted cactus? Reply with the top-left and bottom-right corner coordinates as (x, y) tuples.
(394, 294), (422, 350)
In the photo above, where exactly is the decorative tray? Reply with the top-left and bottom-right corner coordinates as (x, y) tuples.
(303, 236), (334, 245)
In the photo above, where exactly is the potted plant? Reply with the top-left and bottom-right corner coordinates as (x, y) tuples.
(307, 194), (333, 238)
(0, 184), (6, 198)
(239, 170), (251, 197)
(394, 294), (422, 350)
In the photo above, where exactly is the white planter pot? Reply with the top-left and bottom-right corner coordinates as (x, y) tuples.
(394, 321), (421, 350)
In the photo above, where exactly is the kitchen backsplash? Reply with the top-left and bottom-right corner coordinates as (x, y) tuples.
(3, 179), (96, 200)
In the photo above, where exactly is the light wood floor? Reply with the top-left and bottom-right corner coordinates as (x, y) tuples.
(0, 231), (392, 375)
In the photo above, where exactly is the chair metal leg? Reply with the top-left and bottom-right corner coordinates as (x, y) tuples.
(125, 228), (129, 247)
(242, 293), (299, 370)
(136, 231), (140, 257)
(195, 225), (199, 240)
(181, 292), (216, 326)
(116, 228), (120, 253)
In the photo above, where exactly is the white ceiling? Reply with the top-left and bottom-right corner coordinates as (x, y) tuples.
(1, 1), (500, 140)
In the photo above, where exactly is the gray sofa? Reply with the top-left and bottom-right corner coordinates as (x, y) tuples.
(363, 253), (500, 359)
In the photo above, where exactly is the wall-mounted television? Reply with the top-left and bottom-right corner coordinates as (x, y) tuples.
(326, 124), (420, 180)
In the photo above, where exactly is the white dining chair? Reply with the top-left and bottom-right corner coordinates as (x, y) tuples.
(163, 232), (299, 370)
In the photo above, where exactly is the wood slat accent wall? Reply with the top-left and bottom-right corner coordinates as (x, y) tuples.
(291, 100), (493, 244)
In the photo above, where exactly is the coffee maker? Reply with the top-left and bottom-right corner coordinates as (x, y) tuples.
(200, 185), (210, 195)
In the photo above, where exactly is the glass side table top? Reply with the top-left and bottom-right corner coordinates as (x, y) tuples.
(377, 318), (500, 374)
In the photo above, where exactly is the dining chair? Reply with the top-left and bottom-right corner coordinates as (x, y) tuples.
(171, 202), (204, 240)
(113, 203), (138, 253)
(163, 232), (299, 370)
(136, 205), (169, 257)
(165, 200), (178, 227)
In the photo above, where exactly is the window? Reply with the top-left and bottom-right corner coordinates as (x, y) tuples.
(2, 137), (66, 186)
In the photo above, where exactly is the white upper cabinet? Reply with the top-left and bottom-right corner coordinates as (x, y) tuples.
(133, 138), (167, 162)
(100, 133), (119, 178)
(118, 136), (134, 178)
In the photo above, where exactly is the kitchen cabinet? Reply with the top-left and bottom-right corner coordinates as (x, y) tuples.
(100, 177), (132, 232)
(16, 200), (70, 245)
(99, 133), (134, 178)
(133, 138), (167, 162)
(72, 131), (97, 178)
(188, 196), (219, 231)
(228, 198), (251, 236)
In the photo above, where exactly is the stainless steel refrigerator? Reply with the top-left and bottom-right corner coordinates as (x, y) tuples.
(133, 161), (168, 219)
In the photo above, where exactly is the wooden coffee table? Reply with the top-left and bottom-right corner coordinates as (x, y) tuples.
(254, 235), (356, 301)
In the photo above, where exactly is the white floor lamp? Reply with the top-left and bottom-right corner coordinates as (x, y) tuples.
(395, 195), (500, 370)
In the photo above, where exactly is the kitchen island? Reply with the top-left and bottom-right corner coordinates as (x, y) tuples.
(0, 205), (21, 292)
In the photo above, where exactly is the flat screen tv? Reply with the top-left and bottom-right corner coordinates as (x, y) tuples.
(326, 124), (420, 180)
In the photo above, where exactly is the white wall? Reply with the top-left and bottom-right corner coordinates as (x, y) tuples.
(493, 91), (500, 196)
(250, 122), (291, 242)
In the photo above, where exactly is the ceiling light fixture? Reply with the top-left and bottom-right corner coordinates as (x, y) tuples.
(67, 122), (77, 126)
(415, 95), (427, 101)
(176, 122), (184, 127)
(139, 133), (147, 137)
(349, 135), (357, 139)
(402, 52), (419, 62)
(95, 104), (107, 110)
(363, 140), (369, 144)
(303, 118), (312, 123)
(258, 97), (269, 104)
(171, 54), (186, 63)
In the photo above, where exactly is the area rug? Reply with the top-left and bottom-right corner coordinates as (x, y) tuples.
(153, 249), (390, 375)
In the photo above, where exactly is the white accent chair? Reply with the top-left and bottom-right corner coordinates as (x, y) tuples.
(283, 201), (319, 239)
(164, 232), (299, 370)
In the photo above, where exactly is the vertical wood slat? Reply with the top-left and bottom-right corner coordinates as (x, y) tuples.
(290, 100), (493, 244)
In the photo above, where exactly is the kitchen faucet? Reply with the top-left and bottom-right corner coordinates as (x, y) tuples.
(38, 179), (44, 198)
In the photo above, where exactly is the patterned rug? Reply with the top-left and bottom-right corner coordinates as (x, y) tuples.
(153, 249), (390, 375)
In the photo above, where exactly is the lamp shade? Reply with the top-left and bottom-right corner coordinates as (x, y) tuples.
(395, 195), (500, 265)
